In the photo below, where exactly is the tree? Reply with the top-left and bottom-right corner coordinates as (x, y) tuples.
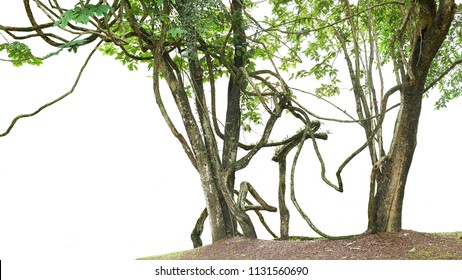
(267, 0), (461, 232)
(3, 0), (459, 246)
(1, 0), (329, 244)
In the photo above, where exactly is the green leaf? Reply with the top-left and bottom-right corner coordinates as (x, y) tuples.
(54, 3), (112, 28)
(167, 28), (187, 39)
(315, 83), (340, 97)
(62, 39), (87, 53)
(0, 41), (42, 66)
(42, 39), (87, 59)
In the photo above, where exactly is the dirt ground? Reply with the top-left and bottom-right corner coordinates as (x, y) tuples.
(146, 230), (462, 260)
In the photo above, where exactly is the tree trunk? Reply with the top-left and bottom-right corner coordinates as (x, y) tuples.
(197, 161), (229, 242)
(219, 0), (257, 239)
(157, 55), (229, 242)
(373, 86), (423, 232)
(371, 0), (456, 232)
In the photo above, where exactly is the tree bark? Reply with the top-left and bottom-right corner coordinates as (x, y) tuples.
(191, 208), (208, 248)
(371, 0), (456, 233)
(158, 55), (228, 242)
(220, 0), (257, 238)
(278, 158), (290, 239)
(373, 85), (422, 232)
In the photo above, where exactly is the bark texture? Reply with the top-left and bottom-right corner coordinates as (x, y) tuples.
(372, 0), (457, 232)
(219, 0), (257, 239)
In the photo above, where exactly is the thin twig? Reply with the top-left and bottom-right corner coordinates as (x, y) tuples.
(424, 58), (462, 93)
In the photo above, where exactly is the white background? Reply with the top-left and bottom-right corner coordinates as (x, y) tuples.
(1, 1), (462, 279)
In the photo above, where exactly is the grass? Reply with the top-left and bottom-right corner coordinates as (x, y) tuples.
(137, 248), (196, 260)
(407, 250), (460, 260)
(433, 231), (462, 239)
(406, 232), (462, 260)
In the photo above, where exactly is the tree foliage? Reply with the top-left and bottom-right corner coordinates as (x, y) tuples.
(0, 40), (42, 66)
(54, 2), (112, 28)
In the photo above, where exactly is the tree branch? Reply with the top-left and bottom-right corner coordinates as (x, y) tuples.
(424, 58), (462, 93)
(0, 40), (102, 137)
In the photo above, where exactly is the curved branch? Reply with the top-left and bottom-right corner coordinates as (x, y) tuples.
(235, 95), (291, 171)
(3, 1), (104, 48)
(249, 72), (280, 95)
(237, 181), (277, 213)
(289, 119), (355, 240)
(152, 63), (198, 170)
(151, 16), (198, 170)
(233, 188), (278, 239)
(0, 40), (103, 138)
(289, 105), (342, 192)
(0, 22), (55, 32)
(23, 0), (66, 46)
(240, 67), (278, 116)
(334, 85), (400, 188)
(1, 29), (68, 42)
(191, 207), (208, 248)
